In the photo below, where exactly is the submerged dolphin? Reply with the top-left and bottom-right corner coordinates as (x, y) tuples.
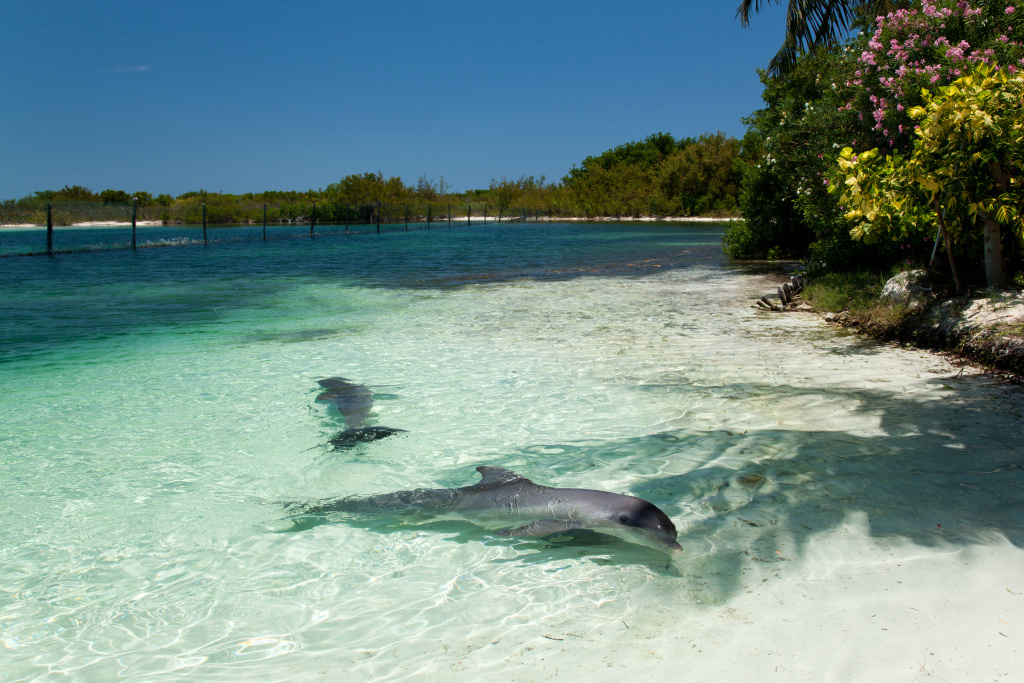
(291, 465), (682, 554)
(315, 377), (374, 427)
(314, 377), (406, 448)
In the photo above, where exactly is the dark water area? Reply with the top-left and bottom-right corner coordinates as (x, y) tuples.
(0, 222), (730, 365)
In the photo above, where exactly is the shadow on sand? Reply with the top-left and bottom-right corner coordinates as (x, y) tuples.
(279, 370), (1023, 595)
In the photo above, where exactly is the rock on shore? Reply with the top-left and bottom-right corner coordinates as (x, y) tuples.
(824, 270), (1024, 377)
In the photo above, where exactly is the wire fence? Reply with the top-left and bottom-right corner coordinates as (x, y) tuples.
(0, 201), (554, 257)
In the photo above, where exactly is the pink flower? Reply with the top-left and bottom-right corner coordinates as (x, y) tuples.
(1006, 6), (1015, 14)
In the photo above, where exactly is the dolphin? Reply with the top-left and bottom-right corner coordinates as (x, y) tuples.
(314, 377), (406, 448)
(290, 465), (682, 554)
(315, 377), (374, 427)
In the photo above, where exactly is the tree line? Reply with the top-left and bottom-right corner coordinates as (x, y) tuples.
(1, 134), (744, 225)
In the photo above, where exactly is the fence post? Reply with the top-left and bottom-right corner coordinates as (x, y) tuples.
(310, 202), (316, 238)
(46, 203), (53, 254)
(131, 198), (137, 249)
(203, 203), (207, 245)
(467, 203), (471, 226)
(376, 201), (381, 233)
(263, 203), (267, 241)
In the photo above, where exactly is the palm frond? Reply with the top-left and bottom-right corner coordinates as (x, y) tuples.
(737, 0), (910, 76)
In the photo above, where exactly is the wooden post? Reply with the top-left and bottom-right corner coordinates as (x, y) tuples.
(448, 204), (451, 228)
(345, 202), (349, 234)
(376, 201), (381, 233)
(427, 204), (431, 229)
(405, 204), (409, 231)
(262, 203), (267, 241)
(484, 204), (487, 224)
(202, 203), (207, 245)
(310, 202), (316, 238)
(467, 203), (471, 226)
(46, 203), (53, 254)
(131, 198), (137, 249)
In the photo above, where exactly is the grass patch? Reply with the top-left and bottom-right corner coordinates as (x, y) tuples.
(802, 267), (922, 335)
(802, 269), (895, 316)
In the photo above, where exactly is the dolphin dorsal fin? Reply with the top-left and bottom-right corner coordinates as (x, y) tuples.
(475, 466), (532, 488)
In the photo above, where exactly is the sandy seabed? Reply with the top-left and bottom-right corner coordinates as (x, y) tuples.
(1, 227), (1019, 682)
(384, 270), (1024, 682)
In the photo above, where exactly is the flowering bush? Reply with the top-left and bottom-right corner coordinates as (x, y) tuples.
(833, 64), (1024, 286)
(849, 0), (1024, 152)
(735, 0), (1024, 275)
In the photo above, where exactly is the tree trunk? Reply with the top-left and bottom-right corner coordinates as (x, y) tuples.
(983, 217), (1006, 289)
(983, 160), (1010, 289)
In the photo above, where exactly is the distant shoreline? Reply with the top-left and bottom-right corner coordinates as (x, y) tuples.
(544, 215), (739, 223)
(1, 216), (739, 229)
(0, 220), (165, 229)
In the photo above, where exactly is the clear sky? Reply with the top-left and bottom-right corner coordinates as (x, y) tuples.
(1, 0), (789, 199)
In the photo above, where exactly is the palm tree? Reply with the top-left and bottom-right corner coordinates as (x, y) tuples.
(737, 0), (911, 76)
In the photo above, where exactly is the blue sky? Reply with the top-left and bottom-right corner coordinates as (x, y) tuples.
(1, 1), (789, 199)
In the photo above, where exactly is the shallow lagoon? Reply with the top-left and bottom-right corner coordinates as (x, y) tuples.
(1, 223), (1022, 680)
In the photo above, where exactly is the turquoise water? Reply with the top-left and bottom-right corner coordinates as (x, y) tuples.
(2, 223), (1023, 680)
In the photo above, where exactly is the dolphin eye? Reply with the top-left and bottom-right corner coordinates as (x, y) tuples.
(618, 514), (630, 524)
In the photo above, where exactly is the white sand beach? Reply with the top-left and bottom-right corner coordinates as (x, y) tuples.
(387, 270), (1024, 681)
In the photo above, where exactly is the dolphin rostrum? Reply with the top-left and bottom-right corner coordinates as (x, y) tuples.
(291, 465), (682, 554)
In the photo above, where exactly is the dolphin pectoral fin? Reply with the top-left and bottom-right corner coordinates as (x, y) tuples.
(495, 519), (580, 538)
